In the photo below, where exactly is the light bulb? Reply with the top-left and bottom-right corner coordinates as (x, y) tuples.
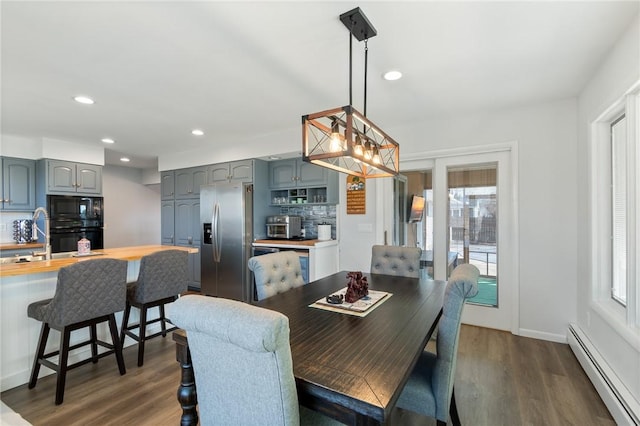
(329, 120), (343, 152)
(363, 140), (373, 161)
(353, 135), (364, 157)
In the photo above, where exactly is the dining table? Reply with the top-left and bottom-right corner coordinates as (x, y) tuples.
(173, 270), (446, 426)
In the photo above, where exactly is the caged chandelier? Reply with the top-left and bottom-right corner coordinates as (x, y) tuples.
(302, 7), (399, 179)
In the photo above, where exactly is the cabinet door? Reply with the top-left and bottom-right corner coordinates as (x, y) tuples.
(76, 163), (102, 194)
(175, 199), (200, 246)
(47, 160), (76, 193)
(209, 164), (230, 183)
(229, 160), (253, 182)
(269, 160), (296, 188)
(2, 158), (35, 210)
(161, 200), (175, 245)
(175, 167), (207, 198)
(297, 161), (327, 187)
(161, 171), (175, 200)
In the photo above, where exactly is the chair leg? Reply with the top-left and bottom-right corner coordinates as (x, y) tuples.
(120, 302), (131, 345)
(90, 324), (98, 363)
(55, 327), (71, 405)
(159, 304), (167, 337)
(108, 314), (126, 375)
(28, 323), (50, 389)
(450, 387), (462, 426)
(137, 306), (147, 367)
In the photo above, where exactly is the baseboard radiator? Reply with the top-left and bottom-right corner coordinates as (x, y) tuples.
(568, 324), (639, 425)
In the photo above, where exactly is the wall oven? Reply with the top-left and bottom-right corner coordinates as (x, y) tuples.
(46, 195), (104, 253)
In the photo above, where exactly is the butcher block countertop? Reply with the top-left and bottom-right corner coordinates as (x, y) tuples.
(253, 239), (338, 250)
(0, 242), (44, 251)
(0, 245), (198, 278)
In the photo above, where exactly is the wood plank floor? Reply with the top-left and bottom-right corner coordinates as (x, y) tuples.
(1, 325), (614, 426)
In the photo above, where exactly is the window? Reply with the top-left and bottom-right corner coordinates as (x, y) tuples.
(592, 86), (639, 329)
(611, 114), (627, 305)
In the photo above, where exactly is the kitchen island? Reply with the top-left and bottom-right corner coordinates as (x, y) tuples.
(0, 245), (198, 391)
(252, 239), (339, 282)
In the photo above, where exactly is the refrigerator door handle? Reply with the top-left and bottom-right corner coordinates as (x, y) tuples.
(213, 202), (221, 263)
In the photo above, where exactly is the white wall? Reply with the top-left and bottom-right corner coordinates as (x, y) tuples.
(360, 97), (578, 341)
(576, 15), (640, 405)
(102, 165), (161, 248)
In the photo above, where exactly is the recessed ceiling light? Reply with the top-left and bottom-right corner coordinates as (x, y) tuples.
(73, 95), (95, 104)
(191, 129), (204, 136)
(383, 70), (402, 81)
(268, 156), (281, 160)
(120, 157), (130, 162)
(101, 138), (115, 144)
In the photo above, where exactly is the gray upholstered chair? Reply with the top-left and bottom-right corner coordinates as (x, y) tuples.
(370, 245), (421, 278)
(171, 295), (340, 426)
(120, 249), (188, 366)
(396, 263), (479, 426)
(248, 251), (305, 301)
(27, 258), (128, 405)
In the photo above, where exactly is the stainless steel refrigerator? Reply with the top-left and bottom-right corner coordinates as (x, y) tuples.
(200, 182), (253, 301)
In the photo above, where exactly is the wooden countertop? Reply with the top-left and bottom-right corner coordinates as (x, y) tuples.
(253, 239), (338, 248)
(0, 242), (44, 251)
(0, 245), (199, 278)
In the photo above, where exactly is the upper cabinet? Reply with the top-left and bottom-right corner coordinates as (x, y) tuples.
(1, 157), (36, 211)
(161, 171), (175, 200)
(175, 166), (207, 199)
(209, 160), (253, 183)
(39, 159), (102, 195)
(269, 159), (327, 189)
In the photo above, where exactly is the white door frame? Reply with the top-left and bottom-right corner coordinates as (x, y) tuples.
(399, 142), (519, 334)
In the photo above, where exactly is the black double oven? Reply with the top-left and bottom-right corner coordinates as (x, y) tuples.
(47, 195), (104, 253)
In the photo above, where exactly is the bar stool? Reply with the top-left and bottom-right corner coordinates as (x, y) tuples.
(27, 258), (128, 405)
(120, 249), (188, 367)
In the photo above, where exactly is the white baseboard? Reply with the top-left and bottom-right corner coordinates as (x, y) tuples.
(568, 323), (639, 425)
(518, 327), (567, 343)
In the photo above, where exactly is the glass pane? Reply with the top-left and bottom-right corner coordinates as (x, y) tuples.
(447, 165), (498, 307)
(611, 115), (627, 305)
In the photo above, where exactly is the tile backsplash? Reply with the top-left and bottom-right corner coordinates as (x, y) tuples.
(278, 205), (337, 240)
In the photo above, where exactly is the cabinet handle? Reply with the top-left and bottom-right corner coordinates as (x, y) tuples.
(188, 236), (193, 245)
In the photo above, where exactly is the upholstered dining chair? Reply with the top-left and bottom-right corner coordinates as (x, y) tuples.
(370, 245), (421, 278)
(120, 249), (188, 366)
(27, 258), (128, 405)
(396, 263), (479, 426)
(248, 251), (305, 301)
(171, 295), (341, 426)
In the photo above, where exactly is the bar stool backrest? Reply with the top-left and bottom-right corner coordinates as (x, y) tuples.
(132, 250), (189, 304)
(45, 258), (128, 330)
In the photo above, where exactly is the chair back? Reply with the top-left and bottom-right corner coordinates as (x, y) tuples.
(370, 245), (421, 278)
(432, 263), (479, 421)
(42, 258), (128, 329)
(172, 295), (299, 426)
(132, 250), (188, 303)
(248, 251), (304, 301)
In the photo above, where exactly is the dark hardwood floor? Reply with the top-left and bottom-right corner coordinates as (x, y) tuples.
(2, 325), (614, 425)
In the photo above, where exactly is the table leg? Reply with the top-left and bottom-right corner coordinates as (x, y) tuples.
(173, 331), (198, 426)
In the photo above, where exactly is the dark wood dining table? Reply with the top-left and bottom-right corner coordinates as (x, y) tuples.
(173, 270), (446, 426)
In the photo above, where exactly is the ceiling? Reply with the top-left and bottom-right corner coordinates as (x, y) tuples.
(2, 1), (638, 169)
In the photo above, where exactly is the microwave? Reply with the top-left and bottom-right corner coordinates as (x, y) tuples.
(266, 215), (302, 239)
(47, 195), (103, 222)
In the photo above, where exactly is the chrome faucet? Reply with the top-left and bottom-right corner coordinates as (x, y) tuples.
(32, 207), (51, 260)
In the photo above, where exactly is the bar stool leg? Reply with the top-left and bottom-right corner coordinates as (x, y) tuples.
(90, 324), (99, 363)
(137, 306), (147, 367)
(120, 303), (131, 345)
(28, 323), (50, 389)
(160, 304), (167, 337)
(108, 314), (126, 375)
(55, 327), (71, 405)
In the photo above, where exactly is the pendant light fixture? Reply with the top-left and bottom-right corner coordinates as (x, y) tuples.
(302, 7), (399, 179)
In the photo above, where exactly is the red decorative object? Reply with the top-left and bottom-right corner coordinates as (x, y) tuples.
(344, 271), (369, 303)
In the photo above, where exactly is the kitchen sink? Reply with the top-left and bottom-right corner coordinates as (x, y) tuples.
(0, 251), (81, 264)
(0, 255), (44, 264)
